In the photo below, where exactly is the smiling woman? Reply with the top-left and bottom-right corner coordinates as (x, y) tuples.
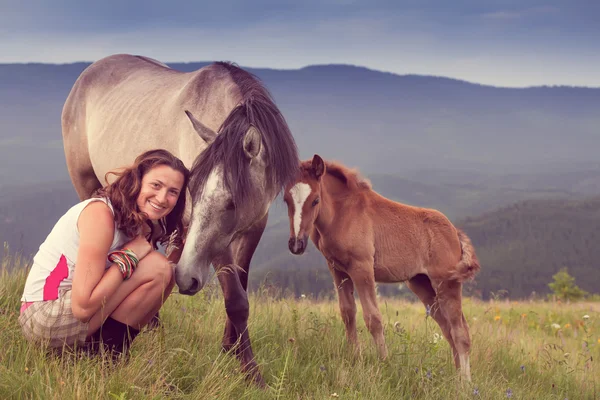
(18, 149), (190, 358)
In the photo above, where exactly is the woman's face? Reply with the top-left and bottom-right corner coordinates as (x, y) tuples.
(137, 164), (185, 221)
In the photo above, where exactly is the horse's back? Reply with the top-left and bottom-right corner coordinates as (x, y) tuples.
(62, 54), (237, 189)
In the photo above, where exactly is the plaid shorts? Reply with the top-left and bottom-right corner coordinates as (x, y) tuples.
(18, 289), (89, 348)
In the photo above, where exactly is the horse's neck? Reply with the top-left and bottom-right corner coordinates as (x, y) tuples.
(314, 176), (346, 233)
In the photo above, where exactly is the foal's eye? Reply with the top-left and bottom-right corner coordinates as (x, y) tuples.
(225, 201), (236, 211)
(312, 197), (320, 207)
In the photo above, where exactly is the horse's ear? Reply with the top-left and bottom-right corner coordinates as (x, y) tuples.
(185, 110), (217, 144)
(243, 126), (262, 160)
(311, 154), (325, 180)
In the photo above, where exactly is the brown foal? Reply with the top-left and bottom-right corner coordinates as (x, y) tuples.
(283, 155), (480, 381)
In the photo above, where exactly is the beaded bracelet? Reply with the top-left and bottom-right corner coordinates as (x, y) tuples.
(108, 248), (139, 280)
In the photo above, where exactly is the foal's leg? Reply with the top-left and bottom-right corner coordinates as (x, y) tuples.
(407, 274), (458, 367)
(328, 263), (359, 350)
(349, 263), (388, 359)
(434, 279), (472, 381)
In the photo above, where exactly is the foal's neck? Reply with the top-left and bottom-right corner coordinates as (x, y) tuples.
(314, 174), (352, 231)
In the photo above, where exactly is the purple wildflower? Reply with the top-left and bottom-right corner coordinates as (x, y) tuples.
(426, 304), (432, 317)
(506, 388), (513, 398)
(473, 387), (479, 396)
(520, 365), (525, 372)
(426, 370), (432, 379)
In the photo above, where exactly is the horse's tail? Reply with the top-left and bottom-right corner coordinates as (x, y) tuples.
(453, 228), (480, 282)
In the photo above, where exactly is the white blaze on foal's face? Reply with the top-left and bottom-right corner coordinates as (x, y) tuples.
(289, 182), (312, 236)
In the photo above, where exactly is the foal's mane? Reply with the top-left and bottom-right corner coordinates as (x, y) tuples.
(301, 160), (371, 191)
(189, 62), (299, 209)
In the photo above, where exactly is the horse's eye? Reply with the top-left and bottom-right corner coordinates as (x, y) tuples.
(312, 197), (320, 207)
(225, 201), (236, 211)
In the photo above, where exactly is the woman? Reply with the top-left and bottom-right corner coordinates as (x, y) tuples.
(18, 149), (189, 356)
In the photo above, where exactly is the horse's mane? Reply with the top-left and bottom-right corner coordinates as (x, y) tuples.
(189, 62), (299, 209)
(301, 159), (371, 191)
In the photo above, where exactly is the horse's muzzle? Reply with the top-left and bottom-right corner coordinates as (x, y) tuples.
(289, 236), (307, 255)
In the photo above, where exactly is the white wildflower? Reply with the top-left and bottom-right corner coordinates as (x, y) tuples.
(551, 323), (561, 329)
(583, 315), (590, 320)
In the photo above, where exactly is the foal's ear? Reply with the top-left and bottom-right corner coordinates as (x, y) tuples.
(243, 126), (262, 160)
(185, 110), (217, 144)
(311, 154), (325, 180)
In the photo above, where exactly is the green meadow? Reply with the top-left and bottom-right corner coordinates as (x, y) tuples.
(1, 253), (599, 400)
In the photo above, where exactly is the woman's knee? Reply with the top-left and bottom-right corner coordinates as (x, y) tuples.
(137, 251), (174, 285)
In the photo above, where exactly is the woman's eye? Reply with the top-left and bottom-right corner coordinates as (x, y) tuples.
(151, 183), (160, 189)
(312, 197), (320, 207)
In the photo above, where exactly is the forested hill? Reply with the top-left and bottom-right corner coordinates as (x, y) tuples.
(458, 196), (600, 298)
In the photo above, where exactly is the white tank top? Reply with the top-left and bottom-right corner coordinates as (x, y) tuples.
(21, 197), (131, 302)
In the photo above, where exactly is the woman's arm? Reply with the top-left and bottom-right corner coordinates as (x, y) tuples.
(71, 202), (152, 322)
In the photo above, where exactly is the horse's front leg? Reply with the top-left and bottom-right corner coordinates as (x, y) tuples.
(219, 213), (268, 352)
(213, 213), (268, 385)
(215, 263), (264, 386)
(349, 260), (388, 359)
(328, 263), (359, 351)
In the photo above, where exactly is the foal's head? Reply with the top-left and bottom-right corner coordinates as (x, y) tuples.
(283, 154), (326, 255)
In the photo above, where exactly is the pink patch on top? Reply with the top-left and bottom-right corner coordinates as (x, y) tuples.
(43, 254), (69, 301)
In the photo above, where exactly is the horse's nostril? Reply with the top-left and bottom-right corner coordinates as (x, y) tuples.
(189, 277), (200, 293)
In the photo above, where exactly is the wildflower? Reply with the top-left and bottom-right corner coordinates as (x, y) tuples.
(494, 315), (501, 321)
(426, 304), (431, 317)
(181, 306), (187, 313)
(583, 315), (590, 320)
(564, 323), (571, 329)
(472, 317), (478, 321)
(473, 387), (480, 396)
(520, 365), (525, 372)
(433, 333), (441, 344)
(25, 367), (29, 373)
(551, 323), (561, 329)
(597, 338), (600, 344)
(506, 388), (513, 398)
(426, 370), (432, 379)
(300, 294), (306, 299)
(320, 365), (327, 372)
(288, 337), (296, 343)
(521, 313), (527, 318)
(415, 367), (419, 373)
(331, 393), (339, 398)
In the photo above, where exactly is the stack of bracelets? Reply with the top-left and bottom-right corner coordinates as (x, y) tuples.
(108, 249), (139, 280)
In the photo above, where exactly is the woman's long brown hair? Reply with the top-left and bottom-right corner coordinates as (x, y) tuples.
(94, 149), (190, 248)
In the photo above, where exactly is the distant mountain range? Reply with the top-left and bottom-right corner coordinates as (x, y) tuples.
(1, 58), (599, 299)
(1, 60), (600, 185)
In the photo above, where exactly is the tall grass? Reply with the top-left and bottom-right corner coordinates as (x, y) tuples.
(1, 252), (598, 399)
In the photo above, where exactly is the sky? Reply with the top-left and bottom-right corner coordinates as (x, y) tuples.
(1, 0), (599, 88)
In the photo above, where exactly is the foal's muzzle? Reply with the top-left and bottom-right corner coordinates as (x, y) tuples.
(289, 235), (307, 255)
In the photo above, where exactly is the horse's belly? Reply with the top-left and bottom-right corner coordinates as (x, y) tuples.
(373, 260), (422, 283)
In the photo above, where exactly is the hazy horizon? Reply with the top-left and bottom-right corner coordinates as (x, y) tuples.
(1, 1), (599, 88)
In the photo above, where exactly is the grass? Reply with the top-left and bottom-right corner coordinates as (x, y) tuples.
(1, 253), (599, 399)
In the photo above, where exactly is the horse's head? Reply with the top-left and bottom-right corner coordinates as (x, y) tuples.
(175, 107), (294, 295)
(283, 154), (325, 255)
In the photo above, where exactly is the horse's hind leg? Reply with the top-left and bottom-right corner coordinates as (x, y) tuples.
(407, 274), (458, 367)
(434, 279), (472, 381)
(62, 88), (103, 200)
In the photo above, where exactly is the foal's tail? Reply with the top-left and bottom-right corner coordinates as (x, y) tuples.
(453, 228), (480, 282)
